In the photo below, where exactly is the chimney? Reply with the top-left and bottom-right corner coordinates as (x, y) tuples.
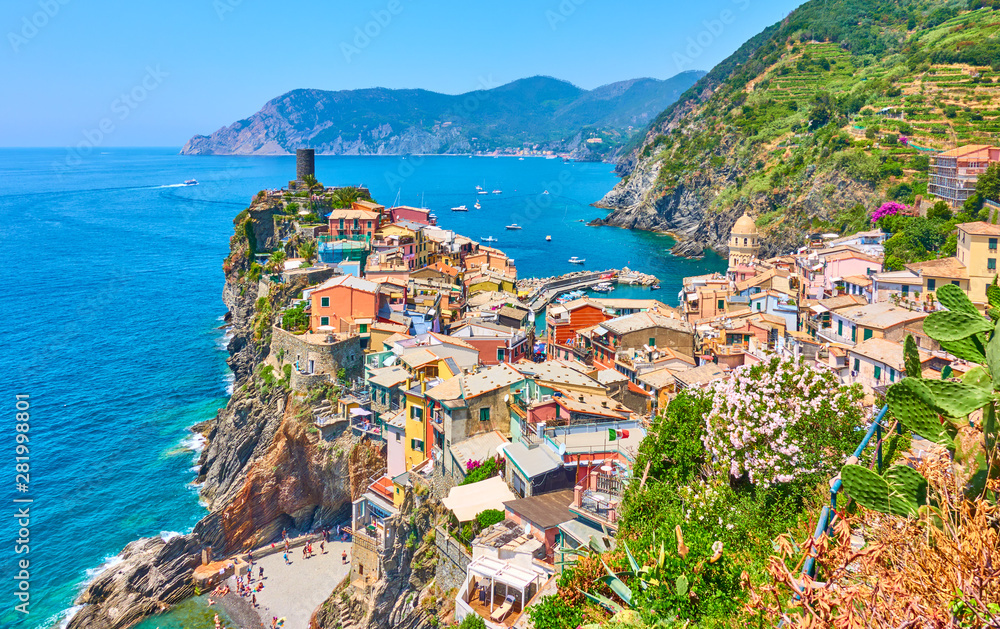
(573, 485), (583, 507)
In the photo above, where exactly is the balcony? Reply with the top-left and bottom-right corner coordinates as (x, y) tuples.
(568, 469), (625, 531)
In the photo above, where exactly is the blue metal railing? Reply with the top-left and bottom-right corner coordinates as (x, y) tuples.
(802, 404), (893, 577)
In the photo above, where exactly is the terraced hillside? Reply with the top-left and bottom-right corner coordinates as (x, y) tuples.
(596, 0), (1000, 258)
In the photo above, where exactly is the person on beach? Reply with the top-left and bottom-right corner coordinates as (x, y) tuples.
(281, 528), (287, 540)
(320, 540), (325, 554)
(342, 549), (348, 564)
(252, 594), (258, 607)
(259, 566), (264, 580)
(283, 551), (289, 565)
(302, 545), (308, 559)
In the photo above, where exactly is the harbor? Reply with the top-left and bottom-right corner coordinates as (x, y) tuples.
(519, 267), (660, 312)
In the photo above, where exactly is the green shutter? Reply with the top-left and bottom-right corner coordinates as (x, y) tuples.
(863, 328), (873, 341)
(874, 366), (882, 380)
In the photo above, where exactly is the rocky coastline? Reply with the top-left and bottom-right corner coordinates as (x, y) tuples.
(65, 199), (363, 629)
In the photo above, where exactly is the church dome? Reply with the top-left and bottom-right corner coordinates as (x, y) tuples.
(732, 211), (757, 235)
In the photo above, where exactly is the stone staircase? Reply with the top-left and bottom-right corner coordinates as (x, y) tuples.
(332, 594), (357, 629)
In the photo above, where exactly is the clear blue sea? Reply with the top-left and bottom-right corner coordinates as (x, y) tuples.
(0, 148), (723, 629)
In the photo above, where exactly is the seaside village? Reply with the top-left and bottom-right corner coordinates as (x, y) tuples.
(208, 147), (1000, 628)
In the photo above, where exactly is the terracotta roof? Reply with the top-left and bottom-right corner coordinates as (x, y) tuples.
(905, 257), (968, 280)
(674, 363), (726, 388)
(836, 302), (926, 330)
(636, 367), (677, 390)
(958, 221), (1000, 236)
(937, 144), (995, 158)
(315, 274), (380, 293)
(842, 274), (873, 287)
(600, 311), (692, 335)
(553, 388), (632, 420)
(328, 208), (381, 220)
(849, 337), (932, 369)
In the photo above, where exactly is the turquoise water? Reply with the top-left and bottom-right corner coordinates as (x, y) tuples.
(0, 148), (723, 629)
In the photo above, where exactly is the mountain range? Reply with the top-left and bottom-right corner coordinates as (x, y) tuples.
(180, 73), (704, 159)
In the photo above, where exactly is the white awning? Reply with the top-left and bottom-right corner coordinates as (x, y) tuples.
(441, 476), (515, 522)
(810, 304), (830, 314)
(686, 292), (698, 302)
(350, 408), (372, 417)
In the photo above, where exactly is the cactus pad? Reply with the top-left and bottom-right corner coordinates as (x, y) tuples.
(841, 464), (891, 514)
(935, 283), (980, 317)
(885, 465), (927, 517)
(919, 379), (993, 418)
(939, 336), (987, 363)
(924, 311), (993, 342)
(887, 379), (955, 447)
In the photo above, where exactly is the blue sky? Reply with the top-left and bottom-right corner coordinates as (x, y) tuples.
(0, 0), (804, 147)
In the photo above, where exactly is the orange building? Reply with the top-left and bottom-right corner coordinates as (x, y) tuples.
(545, 299), (609, 358)
(309, 274), (382, 334)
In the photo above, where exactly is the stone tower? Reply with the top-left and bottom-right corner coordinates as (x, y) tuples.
(296, 148), (315, 182)
(728, 211), (760, 269)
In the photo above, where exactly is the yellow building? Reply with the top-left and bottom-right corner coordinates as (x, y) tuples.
(402, 358), (462, 471)
(728, 211), (760, 269)
(956, 221), (1000, 302)
(906, 221), (999, 304)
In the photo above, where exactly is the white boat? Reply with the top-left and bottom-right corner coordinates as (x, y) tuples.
(492, 189), (502, 194)
(592, 282), (613, 293)
(545, 235), (552, 241)
(475, 185), (483, 191)
(451, 205), (468, 211)
(474, 200), (481, 209)
(518, 157), (524, 161)
(481, 236), (497, 243)
(568, 257), (586, 264)
(542, 190), (549, 195)
(505, 224), (522, 230)
(184, 179), (198, 186)
(477, 190), (489, 195)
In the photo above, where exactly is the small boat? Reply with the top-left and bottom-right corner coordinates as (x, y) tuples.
(518, 157), (524, 161)
(481, 236), (497, 243)
(184, 179), (198, 186)
(545, 235), (552, 241)
(568, 257), (586, 264)
(492, 189), (502, 194)
(506, 224), (522, 230)
(451, 205), (468, 211)
(592, 282), (613, 293)
(475, 185), (483, 191)
(650, 284), (661, 290)
(478, 190), (489, 195)
(474, 200), (481, 209)
(542, 190), (549, 195)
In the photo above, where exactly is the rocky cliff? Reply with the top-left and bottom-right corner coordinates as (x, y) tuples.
(67, 196), (359, 629)
(594, 0), (1000, 258)
(180, 74), (704, 159)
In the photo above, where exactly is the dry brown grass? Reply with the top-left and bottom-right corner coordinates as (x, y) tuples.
(744, 450), (1000, 628)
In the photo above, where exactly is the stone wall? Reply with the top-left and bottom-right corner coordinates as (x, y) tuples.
(270, 326), (364, 380)
(433, 525), (471, 594)
(352, 531), (382, 588)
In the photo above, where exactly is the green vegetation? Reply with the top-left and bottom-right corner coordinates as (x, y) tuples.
(638, 0), (1000, 246)
(538, 359), (866, 628)
(460, 457), (501, 485)
(473, 509), (504, 530)
(457, 614), (486, 629)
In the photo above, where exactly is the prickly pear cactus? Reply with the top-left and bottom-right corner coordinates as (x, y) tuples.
(885, 465), (927, 517)
(841, 464), (891, 514)
(924, 310), (994, 341)
(887, 378), (955, 447)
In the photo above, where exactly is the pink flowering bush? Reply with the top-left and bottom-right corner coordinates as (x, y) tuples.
(465, 459), (482, 472)
(701, 355), (866, 487)
(870, 201), (907, 225)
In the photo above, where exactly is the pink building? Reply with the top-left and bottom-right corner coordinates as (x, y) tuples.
(388, 205), (436, 225)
